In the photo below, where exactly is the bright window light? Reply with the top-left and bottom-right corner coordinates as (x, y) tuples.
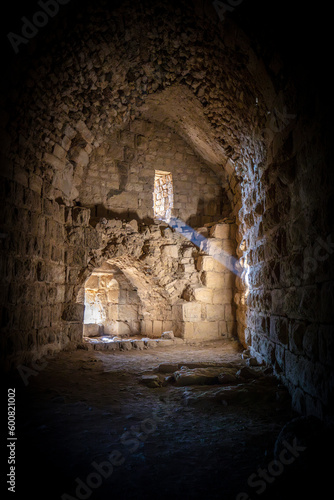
(153, 170), (173, 222)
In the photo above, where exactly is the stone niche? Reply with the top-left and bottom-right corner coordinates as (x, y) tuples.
(83, 263), (141, 338)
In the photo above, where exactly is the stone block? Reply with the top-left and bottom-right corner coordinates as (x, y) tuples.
(182, 302), (202, 321)
(201, 271), (225, 289)
(93, 343), (108, 351)
(153, 320), (163, 337)
(107, 304), (119, 321)
(219, 320), (228, 337)
(302, 324), (318, 360)
(298, 357), (325, 400)
(107, 289), (119, 303)
(227, 320), (236, 337)
(161, 330), (174, 339)
(200, 238), (235, 257)
(84, 227), (101, 249)
(62, 303), (85, 322)
(173, 367), (219, 386)
(162, 320), (173, 332)
(180, 263), (195, 273)
(76, 120), (94, 143)
(194, 321), (219, 339)
(210, 224), (230, 239)
(284, 350), (300, 387)
(141, 320), (153, 336)
(67, 323), (83, 342)
(158, 338), (174, 346)
(29, 174), (43, 194)
(118, 305), (138, 322)
(183, 322), (194, 339)
(131, 340), (145, 350)
(200, 238), (224, 255)
(117, 322), (132, 336)
(119, 340), (133, 351)
(275, 344), (286, 372)
(85, 275), (99, 289)
(288, 320), (306, 354)
(224, 271), (235, 287)
(193, 287), (213, 303)
(104, 322), (117, 335)
(196, 255), (214, 271)
(212, 288), (233, 304)
(83, 323), (101, 337)
(53, 144), (67, 161)
(108, 142), (124, 161)
(106, 342), (120, 351)
(182, 247), (194, 258)
(143, 338), (158, 348)
(44, 152), (66, 170)
(205, 304), (224, 321)
(270, 316), (289, 345)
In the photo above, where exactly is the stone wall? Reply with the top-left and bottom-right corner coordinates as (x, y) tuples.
(238, 105), (334, 420)
(0, 178), (68, 369)
(65, 207), (237, 341)
(1, 0), (333, 421)
(1, 0), (264, 368)
(77, 119), (228, 225)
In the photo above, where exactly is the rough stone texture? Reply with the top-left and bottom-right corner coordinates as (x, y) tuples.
(239, 116), (334, 421)
(78, 119), (229, 225)
(70, 214), (237, 341)
(0, 0), (333, 421)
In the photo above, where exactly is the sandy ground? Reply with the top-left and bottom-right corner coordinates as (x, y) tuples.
(4, 339), (333, 500)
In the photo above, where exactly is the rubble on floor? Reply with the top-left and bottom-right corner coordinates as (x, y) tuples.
(139, 354), (291, 410)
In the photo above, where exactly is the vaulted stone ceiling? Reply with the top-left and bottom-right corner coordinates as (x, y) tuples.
(2, 0), (283, 208)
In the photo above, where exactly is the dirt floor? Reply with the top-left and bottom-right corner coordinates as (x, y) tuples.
(4, 339), (334, 500)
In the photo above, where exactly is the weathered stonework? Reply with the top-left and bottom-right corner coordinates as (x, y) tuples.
(0, 0), (333, 422)
(66, 209), (237, 342)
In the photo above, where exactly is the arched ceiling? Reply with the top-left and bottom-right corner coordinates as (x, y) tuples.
(2, 0), (285, 203)
(139, 85), (229, 175)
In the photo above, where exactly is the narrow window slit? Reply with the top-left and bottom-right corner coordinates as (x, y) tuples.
(153, 170), (173, 222)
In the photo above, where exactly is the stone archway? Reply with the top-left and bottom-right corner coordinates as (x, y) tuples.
(2, 0), (332, 418)
(61, 209), (238, 344)
(3, 0), (276, 365)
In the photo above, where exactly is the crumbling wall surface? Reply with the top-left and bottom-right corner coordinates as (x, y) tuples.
(0, 0), (267, 368)
(66, 209), (237, 341)
(1, 0), (267, 223)
(0, 188), (237, 369)
(238, 109), (334, 420)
